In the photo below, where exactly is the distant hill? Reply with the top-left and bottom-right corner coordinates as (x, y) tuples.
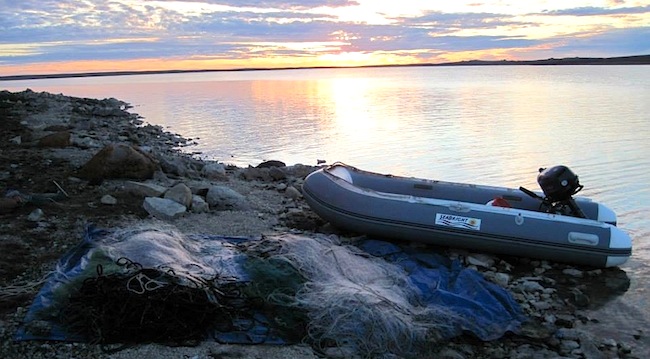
(432, 54), (650, 66)
(1, 54), (648, 81)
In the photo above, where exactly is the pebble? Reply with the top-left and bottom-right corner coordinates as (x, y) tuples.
(601, 338), (616, 347)
(520, 280), (545, 292)
(100, 194), (117, 205)
(562, 268), (583, 277)
(27, 208), (44, 221)
(493, 272), (510, 287)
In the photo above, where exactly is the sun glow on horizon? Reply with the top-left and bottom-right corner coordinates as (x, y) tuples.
(0, 0), (647, 77)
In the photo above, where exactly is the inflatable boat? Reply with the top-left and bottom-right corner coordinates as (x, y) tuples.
(302, 163), (632, 267)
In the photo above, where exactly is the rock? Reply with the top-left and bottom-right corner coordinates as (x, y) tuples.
(555, 314), (576, 328)
(518, 322), (554, 340)
(286, 164), (319, 178)
(100, 194), (117, 205)
(268, 166), (286, 180)
(71, 135), (102, 149)
(601, 338), (617, 347)
(493, 272), (511, 287)
(206, 185), (248, 210)
(0, 196), (22, 214)
(619, 342), (632, 354)
(158, 155), (195, 177)
(9, 135), (21, 145)
(603, 270), (631, 292)
(578, 332), (606, 359)
(562, 268), (583, 277)
(143, 197), (186, 220)
(559, 340), (580, 353)
(556, 328), (580, 341)
(164, 183), (192, 207)
(544, 314), (556, 324)
(190, 195), (209, 213)
(240, 167), (271, 181)
(27, 208), (44, 221)
(570, 288), (590, 308)
(38, 131), (71, 148)
(257, 160), (286, 168)
(531, 300), (552, 310)
(189, 183), (211, 196)
(285, 186), (302, 200)
(467, 253), (495, 268)
(91, 102), (127, 117)
(520, 280), (545, 292)
(125, 181), (168, 197)
(202, 163), (227, 180)
(78, 143), (157, 183)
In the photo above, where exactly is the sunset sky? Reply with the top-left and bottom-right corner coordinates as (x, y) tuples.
(1, 0), (649, 76)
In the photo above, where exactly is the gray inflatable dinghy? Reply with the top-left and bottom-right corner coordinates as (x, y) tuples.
(302, 163), (632, 267)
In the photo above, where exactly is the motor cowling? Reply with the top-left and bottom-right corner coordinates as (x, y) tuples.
(537, 165), (583, 202)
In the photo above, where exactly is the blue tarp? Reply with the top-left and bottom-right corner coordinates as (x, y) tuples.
(17, 226), (525, 344)
(358, 239), (525, 340)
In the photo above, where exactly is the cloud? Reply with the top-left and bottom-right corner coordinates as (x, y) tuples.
(145, 0), (357, 10)
(540, 5), (650, 16)
(0, 0), (648, 73)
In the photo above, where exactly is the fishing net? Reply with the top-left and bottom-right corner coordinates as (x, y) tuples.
(52, 258), (244, 345)
(28, 225), (301, 347)
(18, 225), (525, 358)
(239, 234), (456, 357)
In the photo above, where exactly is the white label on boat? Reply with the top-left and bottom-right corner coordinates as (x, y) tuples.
(435, 213), (482, 231)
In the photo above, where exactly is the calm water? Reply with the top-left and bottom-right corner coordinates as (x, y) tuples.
(3, 66), (650, 348)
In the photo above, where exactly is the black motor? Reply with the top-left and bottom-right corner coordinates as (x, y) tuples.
(519, 165), (587, 218)
(537, 165), (583, 203)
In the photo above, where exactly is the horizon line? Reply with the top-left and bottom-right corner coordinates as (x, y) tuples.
(2, 54), (649, 82)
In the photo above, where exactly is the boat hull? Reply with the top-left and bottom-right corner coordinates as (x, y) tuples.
(302, 164), (632, 268)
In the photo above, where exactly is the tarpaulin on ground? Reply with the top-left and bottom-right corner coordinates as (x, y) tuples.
(16, 225), (525, 356)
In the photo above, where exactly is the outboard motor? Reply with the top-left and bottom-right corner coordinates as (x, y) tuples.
(537, 166), (582, 203)
(537, 166), (586, 218)
(520, 165), (586, 218)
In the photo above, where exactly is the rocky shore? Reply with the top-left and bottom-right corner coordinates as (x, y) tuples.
(0, 89), (641, 358)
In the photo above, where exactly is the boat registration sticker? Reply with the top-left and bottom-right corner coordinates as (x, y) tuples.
(435, 214), (482, 231)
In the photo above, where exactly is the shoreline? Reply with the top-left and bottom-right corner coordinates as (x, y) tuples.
(1, 54), (649, 82)
(0, 89), (643, 358)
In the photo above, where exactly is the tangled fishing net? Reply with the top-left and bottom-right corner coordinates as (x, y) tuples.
(21, 224), (524, 357)
(240, 234), (456, 357)
(35, 225), (296, 347)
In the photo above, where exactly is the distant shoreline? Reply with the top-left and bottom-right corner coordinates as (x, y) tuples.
(2, 54), (648, 82)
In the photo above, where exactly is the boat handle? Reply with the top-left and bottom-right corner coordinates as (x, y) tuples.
(568, 232), (599, 246)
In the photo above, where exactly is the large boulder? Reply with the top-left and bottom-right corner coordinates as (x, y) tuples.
(78, 143), (157, 184)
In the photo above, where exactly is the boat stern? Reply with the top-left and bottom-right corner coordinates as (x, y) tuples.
(605, 226), (632, 267)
